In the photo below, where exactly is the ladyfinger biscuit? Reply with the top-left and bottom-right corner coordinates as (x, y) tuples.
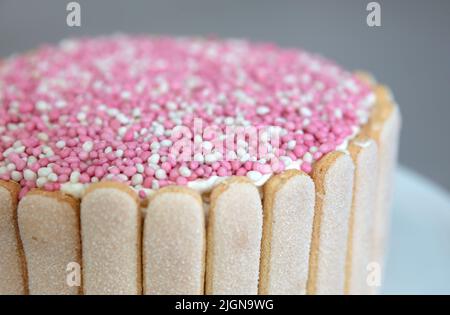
(307, 152), (355, 295)
(205, 177), (263, 295)
(259, 170), (315, 295)
(0, 180), (27, 294)
(18, 190), (81, 295)
(81, 182), (142, 295)
(365, 86), (401, 290)
(345, 138), (378, 295)
(143, 186), (205, 295)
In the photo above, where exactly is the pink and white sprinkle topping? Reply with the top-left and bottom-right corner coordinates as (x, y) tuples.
(0, 35), (374, 198)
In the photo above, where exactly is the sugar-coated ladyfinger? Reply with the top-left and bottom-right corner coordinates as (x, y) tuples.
(205, 177), (263, 295)
(345, 138), (378, 294)
(18, 190), (81, 295)
(307, 152), (355, 295)
(81, 182), (142, 295)
(259, 170), (315, 295)
(143, 186), (205, 294)
(366, 85), (401, 292)
(0, 180), (27, 294)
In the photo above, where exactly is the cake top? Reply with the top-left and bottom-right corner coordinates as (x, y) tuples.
(0, 35), (374, 198)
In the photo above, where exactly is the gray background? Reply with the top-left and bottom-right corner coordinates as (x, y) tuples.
(1, 0), (449, 191)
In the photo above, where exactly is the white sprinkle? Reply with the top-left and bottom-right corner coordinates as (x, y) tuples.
(131, 174), (144, 186)
(14, 146), (25, 154)
(70, 171), (81, 183)
(152, 180), (160, 190)
(55, 100), (67, 108)
(179, 166), (192, 177)
(153, 125), (165, 137)
(224, 117), (235, 125)
(77, 112), (87, 122)
(161, 139), (173, 147)
(214, 151), (223, 160)
(36, 177), (48, 188)
(118, 127), (127, 137)
(194, 135), (203, 143)
(136, 163), (145, 174)
(300, 107), (312, 117)
(36, 100), (49, 112)
(237, 147), (247, 157)
(23, 169), (37, 181)
(148, 153), (160, 165)
(48, 173), (58, 182)
(120, 91), (132, 100)
(27, 156), (37, 166)
(256, 106), (270, 115)
(56, 140), (66, 149)
(205, 153), (217, 164)
(202, 141), (213, 152)
(150, 142), (161, 151)
(42, 146), (54, 157)
(0, 166), (7, 175)
(7, 124), (18, 132)
(260, 132), (269, 143)
(117, 113), (130, 125)
(7, 163), (16, 171)
(132, 108), (141, 117)
(11, 171), (22, 181)
(240, 153), (250, 163)
(115, 149), (124, 158)
(303, 152), (313, 163)
(334, 108), (343, 119)
(287, 140), (297, 150)
(280, 156), (293, 167)
(166, 101), (177, 111)
(194, 153), (205, 163)
(37, 167), (52, 177)
(37, 132), (49, 142)
(226, 150), (237, 160)
(3, 147), (14, 157)
(247, 170), (262, 181)
(82, 141), (94, 152)
(155, 169), (167, 180)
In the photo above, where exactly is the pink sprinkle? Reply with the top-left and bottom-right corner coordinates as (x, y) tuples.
(255, 163), (272, 175)
(79, 174), (90, 184)
(123, 166), (137, 177)
(301, 163), (312, 173)
(139, 190), (147, 199)
(217, 167), (228, 177)
(176, 177), (188, 185)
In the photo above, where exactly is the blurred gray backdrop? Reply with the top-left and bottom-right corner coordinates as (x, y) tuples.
(0, 0), (449, 191)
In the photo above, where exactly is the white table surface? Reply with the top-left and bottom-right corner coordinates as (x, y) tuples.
(382, 166), (450, 294)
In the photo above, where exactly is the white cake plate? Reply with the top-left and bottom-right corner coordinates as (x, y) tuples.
(382, 166), (450, 294)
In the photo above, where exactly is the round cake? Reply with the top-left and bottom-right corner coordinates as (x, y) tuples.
(0, 35), (401, 295)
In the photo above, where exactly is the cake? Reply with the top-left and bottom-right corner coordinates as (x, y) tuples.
(0, 35), (400, 295)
